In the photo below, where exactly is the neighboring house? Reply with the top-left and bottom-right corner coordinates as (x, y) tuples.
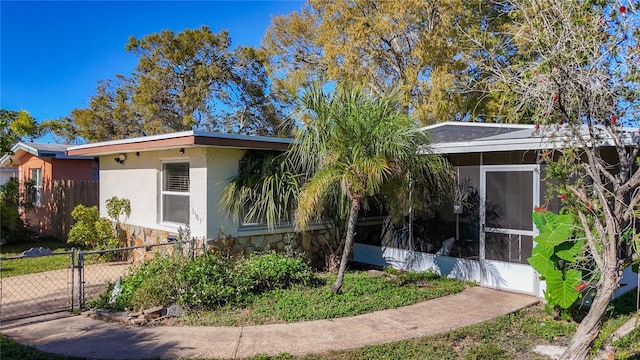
(353, 122), (639, 298)
(0, 167), (18, 185)
(0, 142), (99, 238)
(66, 131), (333, 265)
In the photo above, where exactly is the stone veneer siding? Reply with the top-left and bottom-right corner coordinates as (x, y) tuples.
(118, 223), (334, 269)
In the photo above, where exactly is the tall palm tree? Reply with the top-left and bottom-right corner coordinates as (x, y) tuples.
(221, 85), (453, 292)
(293, 86), (452, 292)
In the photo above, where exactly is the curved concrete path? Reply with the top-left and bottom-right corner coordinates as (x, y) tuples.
(0, 287), (538, 359)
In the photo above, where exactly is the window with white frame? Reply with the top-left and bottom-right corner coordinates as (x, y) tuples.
(30, 168), (42, 205)
(161, 162), (190, 224)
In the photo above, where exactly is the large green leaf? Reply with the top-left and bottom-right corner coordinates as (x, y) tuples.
(533, 212), (574, 247)
(545, 269), (582, 309)
(555, 240), (584, 262)
(532, 210), (554, 232)
(528, 245), (555, 278)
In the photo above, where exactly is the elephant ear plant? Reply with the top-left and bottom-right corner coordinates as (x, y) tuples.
(528, 209), (586, 313)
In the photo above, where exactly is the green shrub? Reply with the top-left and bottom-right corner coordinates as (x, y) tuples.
(178, 255), (235, 308)
(109, 255), (184, 310)
(102, 252), (319, 311)
(67, 205), (116, 248)
(235, 252), (318, 292)
(0, 178), (35, 244)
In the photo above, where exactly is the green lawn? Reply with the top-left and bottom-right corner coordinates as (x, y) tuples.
(170, 270), (472, 326)
(0, 239), (76, 278)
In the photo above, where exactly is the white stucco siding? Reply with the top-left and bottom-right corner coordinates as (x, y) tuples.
(99, 151), (161, 231)
(99, 148), (210, 238)
(206, 147), (245, 239)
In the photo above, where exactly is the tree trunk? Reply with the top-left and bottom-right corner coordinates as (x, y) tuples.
(331, 198), (360, 293)
(560, 271), (620, 360)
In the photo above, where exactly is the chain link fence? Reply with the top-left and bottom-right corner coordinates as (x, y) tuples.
(1, 243), (180, 321)
(1, 251), (75, 321)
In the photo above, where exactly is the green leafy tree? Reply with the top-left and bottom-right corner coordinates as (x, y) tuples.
(1, 109), (45, 155)
(262, 0), (500, 123)
(50, 27), (290, 143)
(468, 1), (640, 358)
(222, 85), (453, 292)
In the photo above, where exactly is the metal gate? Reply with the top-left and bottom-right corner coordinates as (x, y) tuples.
(0, 250), (75, 321)
(1, 244), (174, 321)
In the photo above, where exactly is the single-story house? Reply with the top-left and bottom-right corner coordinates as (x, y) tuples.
(0, 142), (99, 238)
(353, 122), (639, 298)
(66, 125), (638, 297)
(66, 131), (335, 264)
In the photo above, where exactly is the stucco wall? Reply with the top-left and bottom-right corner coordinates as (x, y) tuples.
(98, 146), (246, 240)
(205, 147), (245, 239)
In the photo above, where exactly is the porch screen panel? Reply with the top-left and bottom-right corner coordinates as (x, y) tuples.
(162, 162), (190, 224)
(485, 171), (534, 263)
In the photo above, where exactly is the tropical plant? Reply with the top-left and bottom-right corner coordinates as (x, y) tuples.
(222, 85), (453, 293)
(527, 209), (584, 311)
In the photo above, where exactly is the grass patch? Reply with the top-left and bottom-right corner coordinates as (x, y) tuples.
(0, 334), (82, 360)
(0, 239), (77, 278)
(242, 302), (637, 360)
(170, 270), (471, 326)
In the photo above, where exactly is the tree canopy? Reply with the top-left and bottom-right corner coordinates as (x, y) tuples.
(51, 26), (291, 143)
(1, 109), (44, 156)
(261, 0), (501, 124)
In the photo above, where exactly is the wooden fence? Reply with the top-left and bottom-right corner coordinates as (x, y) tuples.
(25, 180), (99, 240)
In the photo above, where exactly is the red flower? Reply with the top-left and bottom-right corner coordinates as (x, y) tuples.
(620, 5), (627, 13)
(611, 115), (617, 124)
(575, 283), (587, 292)
(534, 206), (548, 214)
(553, 94), (559, 102)
(587, 204), (593, 211)
(559, 194), (567, 201)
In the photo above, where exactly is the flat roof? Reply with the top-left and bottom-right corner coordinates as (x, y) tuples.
(0, 142), (94, 166)
(67, 131), (292, 156)
(421, 122), (639, 154)
(421, 122), (534, 143)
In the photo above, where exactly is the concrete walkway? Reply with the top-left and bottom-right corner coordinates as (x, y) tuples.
(0, 287), (538, 360)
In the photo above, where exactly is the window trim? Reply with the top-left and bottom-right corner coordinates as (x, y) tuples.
(160, 160), (190, 226)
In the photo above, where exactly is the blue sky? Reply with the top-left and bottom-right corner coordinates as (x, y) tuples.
(1, 1), (304, 136)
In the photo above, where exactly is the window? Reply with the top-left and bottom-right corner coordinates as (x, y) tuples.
(161, 162), (189, 224)
(30, 168), (42, 205)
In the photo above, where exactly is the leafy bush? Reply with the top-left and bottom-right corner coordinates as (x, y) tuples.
(67, 205), (116, 248)
(101, 252), (319, 311)
(178, 255), (235, 308)
(0, 177), (35, 244)
(235, 252), (318, 292)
